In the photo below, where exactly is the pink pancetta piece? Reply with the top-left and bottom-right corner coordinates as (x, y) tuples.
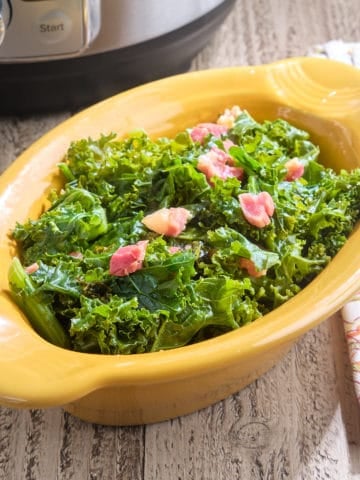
(25, 262), (39, 274)
(142, 207), (191, 237)
(197, 146), (243, 183)
(239, 258), (267, 278)
(217, 105), (242, 129)
(222, 139), (236, 165)
(168, 246), (182, 254)
(109, 240), (148, 277)
(190, 123), (228, 144)
(238, 191), (275, 228)
(69, 251), (83, 259)
(223, 139), (235, 153)
(284, 158), (305, 181)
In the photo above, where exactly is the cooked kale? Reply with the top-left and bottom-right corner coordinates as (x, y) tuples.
(8, 111), (360, 353)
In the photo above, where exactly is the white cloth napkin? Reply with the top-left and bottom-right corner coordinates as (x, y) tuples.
(308, 39), (360, 67)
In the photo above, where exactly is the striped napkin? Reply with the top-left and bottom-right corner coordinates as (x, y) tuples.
(308, 40), (360, 404)
(342, 294), (360, 403)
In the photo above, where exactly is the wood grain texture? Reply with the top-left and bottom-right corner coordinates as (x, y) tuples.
(1, 0), (360, 478)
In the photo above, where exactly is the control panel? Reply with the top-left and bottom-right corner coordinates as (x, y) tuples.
(0, 0), (101, 61)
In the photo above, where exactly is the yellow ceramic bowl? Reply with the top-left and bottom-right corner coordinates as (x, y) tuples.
(0, 57), (359, 426)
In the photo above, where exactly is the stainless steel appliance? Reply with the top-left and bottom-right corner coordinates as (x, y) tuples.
(0, 0), (235, 113)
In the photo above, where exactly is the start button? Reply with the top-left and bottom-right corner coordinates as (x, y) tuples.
(34, 10), (73, 44)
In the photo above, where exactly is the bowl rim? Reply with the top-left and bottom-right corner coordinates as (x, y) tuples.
(0, 56), (360, 407)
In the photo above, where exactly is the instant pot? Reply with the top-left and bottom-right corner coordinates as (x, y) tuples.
(0, 0), (235, 114)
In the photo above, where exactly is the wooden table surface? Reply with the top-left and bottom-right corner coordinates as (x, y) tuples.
(1, 1), (360, 478)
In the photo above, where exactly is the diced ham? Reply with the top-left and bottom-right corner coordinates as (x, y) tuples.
(222, 139), (237, 166)
(217, 105), (242, 129)
(168, 246), (182, 254)
(197, 146), (243, 183)
(190, 123), (228, 144)
(260, 192), (275, 216)
(25, 262), (39, 274)
(223, 139), (235, 152)
(238, 191), (275, 228)
(284, 158), (304, 181)
(239, 258), (267, 278)
(142, 207), (191, 237)
(69, 251), (83, 259)
(109, 240), (148, 277)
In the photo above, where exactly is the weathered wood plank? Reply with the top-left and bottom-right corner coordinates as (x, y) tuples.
(144, 315), (360, 480)
(0, 114), (70, 175)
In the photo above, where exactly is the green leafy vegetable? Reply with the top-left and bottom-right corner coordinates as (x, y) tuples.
(8, 109), (360, 354)
(8, 257), (70, 348)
